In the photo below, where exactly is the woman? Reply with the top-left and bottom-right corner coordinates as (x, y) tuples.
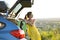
(24, 12), (41, 40)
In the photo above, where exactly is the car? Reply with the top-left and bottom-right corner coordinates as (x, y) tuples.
(0, 15), (26, 40)
(0, 0), (33, 40)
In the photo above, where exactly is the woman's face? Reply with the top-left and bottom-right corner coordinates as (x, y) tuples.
(29, 14), (33, 19)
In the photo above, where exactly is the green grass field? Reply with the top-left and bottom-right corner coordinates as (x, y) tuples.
(38, 28), (60, 40)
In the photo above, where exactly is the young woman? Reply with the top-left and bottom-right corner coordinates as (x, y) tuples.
(24, 12), (41, 40)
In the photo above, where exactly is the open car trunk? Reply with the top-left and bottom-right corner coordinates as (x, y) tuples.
(8, 0), (32, 18)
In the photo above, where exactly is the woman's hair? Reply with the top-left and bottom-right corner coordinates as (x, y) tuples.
(24, 12), (32, 19)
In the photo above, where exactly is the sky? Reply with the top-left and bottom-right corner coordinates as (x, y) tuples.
(19, 0), (60, 19)
(1, 0), (60, 19)
(32, 0), (60, 19)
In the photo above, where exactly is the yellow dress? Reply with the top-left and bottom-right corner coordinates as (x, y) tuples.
(26, 24), (41, 40)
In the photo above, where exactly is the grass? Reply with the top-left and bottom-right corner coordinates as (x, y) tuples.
(38, 26), (60, 40)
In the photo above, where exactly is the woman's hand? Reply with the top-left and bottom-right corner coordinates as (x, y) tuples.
(28, 19), (35, 26)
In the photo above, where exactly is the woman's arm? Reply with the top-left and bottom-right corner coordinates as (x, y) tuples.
(27, 19), (35, 26)
(19, 18), (25, 21)
(19, 18), (24, 20)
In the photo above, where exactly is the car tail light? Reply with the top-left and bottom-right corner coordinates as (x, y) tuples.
(10, 30), (25, 39)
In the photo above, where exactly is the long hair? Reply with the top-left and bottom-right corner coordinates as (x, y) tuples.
(24, 12), (32, 20)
